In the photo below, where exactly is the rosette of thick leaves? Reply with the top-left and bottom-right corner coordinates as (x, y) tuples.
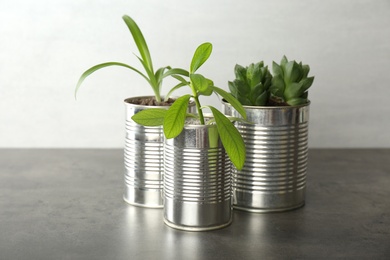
(228, 62), (272, 106)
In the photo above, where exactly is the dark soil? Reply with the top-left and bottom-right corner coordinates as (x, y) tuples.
(126, 97), (176, 106)
(267, 97), (289, 106)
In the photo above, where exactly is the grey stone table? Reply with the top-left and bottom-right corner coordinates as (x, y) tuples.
(0, 149), (389, 260)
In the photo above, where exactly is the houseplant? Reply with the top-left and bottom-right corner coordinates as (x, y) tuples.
(75, 15), (192, 208)
(223, 56), (314, 212)
(132, 42), (247, 231)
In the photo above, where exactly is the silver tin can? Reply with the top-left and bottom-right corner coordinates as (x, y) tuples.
(163, 123), (232, 231)
(124, 96), (195, 208)
(223, 101), (310, 213)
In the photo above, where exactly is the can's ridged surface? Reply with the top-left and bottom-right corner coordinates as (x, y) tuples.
(223, 101), (310, 212)
(123, 97), (167, 208)
(163, 124), (232, 231)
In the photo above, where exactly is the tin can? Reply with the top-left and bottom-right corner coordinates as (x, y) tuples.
(223, 100), (310, 212)
(163, 123), (232, 231)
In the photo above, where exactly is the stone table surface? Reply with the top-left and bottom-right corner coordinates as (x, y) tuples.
(0, 149), (389, 260)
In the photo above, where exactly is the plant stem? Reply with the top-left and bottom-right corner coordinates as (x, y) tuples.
(193, 96), (205, 125)
(153, 88), (161, 103)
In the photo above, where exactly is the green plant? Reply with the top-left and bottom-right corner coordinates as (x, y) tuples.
(75, 15), (187, 102)
(132, 42), (247, 170)
(228, 62), (272, 106)
(270, 56), (314, 106)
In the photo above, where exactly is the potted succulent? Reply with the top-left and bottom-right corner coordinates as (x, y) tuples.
(222, 56), (314, 212)
(132, 42), (247, 231)
(75, 15), (193, 208)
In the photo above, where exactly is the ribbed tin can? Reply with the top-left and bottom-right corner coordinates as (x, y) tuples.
(163, 124), (232, 231)
(124, 96), (195, 208)
(222, 101), (310, 213)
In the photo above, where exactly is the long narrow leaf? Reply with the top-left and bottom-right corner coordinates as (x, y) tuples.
(209, 106), (246, 170)
(212, 86), (247, 119)
(166, 82), (188, 99)
(162, 68), (189, 78)
(122, 15), (153, 72)
(135, 55), (157, 87)
(163, 94), (191, 139)
(171, 74), (189, 85)
(75, 62), (149, 98)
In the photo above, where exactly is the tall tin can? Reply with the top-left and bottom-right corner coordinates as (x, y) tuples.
(123, 97), (167, 208)
(163, 123), (232, 231)
(124, 96), (195, 208)
(223, 101), (310, 213)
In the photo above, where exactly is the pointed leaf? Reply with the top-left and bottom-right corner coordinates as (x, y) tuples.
(270, 74), (285, 97)
(166, 82), (188, 99)
(131, 108), (167, 126)
(302, 64), (310, 78)
(190, 42), (212, 73)
(272, 61), (283, 76)
(212, 86), (247, 119)
(209, 107), (246, 170)
(284, 82), (304, 100)
(122, 15), (153, 72)
(254, 91), (268, 106)
(163, 94), (191, 139)
(163, 68), (189, 78)
(75, 62), (149, 98)
(301, 76), (314, 92)
(234, 64), (247, 82)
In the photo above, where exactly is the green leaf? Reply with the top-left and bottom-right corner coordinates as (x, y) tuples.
(287, 97), (307, 106)
(284, 82), (304, 100)
(162, 68), (189, 78)
(122, 15), (153, 72)
(272, 61), (283, 76)
(155, 67), (169, 82)
(166, 82), (188, 99)
(252, 83), (265, 98)
(302, 64), (310, 78)
(190, 42), (212, 73)
(270, 74), (285, 97)
(300, 76), (314, 92)
(254, 91), (268, 106)
(190, 74), (209, 93)
(135, 55), (157, 87)
(75, 62), (149, 98)
(281, 56), (288, 67)
(290, 61), (302, 83)
(209, 107), (246, 170)
(163, 94), (191, 139)
(212, 86), (247, 119)
(228, 81), (238, 97)
(234, 64), (247, 82)
(250, 63), (262, 87)
(131, 108), (167, 126)
(171, 74), (189, 85)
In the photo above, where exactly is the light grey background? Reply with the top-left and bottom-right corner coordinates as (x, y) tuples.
(1, 0), (389, 148)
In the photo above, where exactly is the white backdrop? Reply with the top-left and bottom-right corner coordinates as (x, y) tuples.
(1, 0), (389, 148)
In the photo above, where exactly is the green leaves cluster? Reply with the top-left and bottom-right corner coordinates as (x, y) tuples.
(271, 56), (315, 106)
(132, 42), (247, 170)
(75, 15), (187, 103)
(229, 56), (315, 106)
(228, 62), (272, 106)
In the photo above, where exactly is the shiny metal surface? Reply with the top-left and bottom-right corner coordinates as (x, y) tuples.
(124, 96), (195, 208)
(223, 101), (310, 212)
(163, 124), (232, 231)
(124, 97), (166, 208)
